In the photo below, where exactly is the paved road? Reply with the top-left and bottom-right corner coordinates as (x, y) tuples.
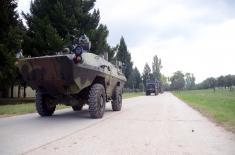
(0, 93), (235, 155)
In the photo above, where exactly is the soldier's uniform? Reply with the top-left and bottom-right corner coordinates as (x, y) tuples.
(79, 34), (91, 52)
(16, 49), (24, 59)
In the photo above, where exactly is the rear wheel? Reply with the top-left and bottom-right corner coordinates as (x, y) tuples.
(112, 87), (122, 111)
(36, 90), (56, 116)
(72, 104), (83, 111)
(88, 84), (106, 118)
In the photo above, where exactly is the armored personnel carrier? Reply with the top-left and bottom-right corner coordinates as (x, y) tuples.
(17, 36), (126, 119)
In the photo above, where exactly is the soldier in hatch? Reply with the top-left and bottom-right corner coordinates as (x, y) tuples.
(73, 34), (91, 63)
(79, 34), (91, 52)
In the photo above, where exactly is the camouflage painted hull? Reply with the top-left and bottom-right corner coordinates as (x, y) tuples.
(18, 53), (126, 97)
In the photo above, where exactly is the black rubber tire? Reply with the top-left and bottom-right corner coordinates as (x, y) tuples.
(88, 84), (106, 119)
(112, 87), (122, 111)
(72, 104), (83, 111)
(35, 90), (55, 116)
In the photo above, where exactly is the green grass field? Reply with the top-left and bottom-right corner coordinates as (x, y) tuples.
(173, 89), (235, 132)
(0, 92), (143, 116)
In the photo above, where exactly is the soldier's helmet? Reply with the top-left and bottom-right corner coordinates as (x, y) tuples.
(79, 34), (91, 51)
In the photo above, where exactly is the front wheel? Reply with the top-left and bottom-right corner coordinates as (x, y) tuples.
(88, 84), (106, 118)
(112, 87), (122, 111)
(35, 90), (56, 116)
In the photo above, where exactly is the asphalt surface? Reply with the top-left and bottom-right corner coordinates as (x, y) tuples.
(0, 92), (235, 155)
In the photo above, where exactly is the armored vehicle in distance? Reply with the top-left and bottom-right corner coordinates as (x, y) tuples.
(17, 41), (126, 119)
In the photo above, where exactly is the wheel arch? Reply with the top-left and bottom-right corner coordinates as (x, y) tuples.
(92, 76), (106, 88)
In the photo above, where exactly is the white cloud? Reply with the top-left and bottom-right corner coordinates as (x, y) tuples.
(17, 0), (31, 15)
(130, 19), (235, 82)
(96, 0), (235, 82)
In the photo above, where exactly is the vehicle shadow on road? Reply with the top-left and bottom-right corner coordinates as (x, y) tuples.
(33, 107), (115, 122)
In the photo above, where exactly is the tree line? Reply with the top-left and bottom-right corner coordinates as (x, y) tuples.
(197, 75), (235, 91)
(168, 70), (235, 92)
(169, 71), (195, 91)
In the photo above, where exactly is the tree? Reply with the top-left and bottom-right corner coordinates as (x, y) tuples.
(89, 24), (111, 56)
(23, 0), (110, 56)
(225, 75), (233, 91)
(170, 71), (185, 91)
(133, 67), (142, 89)
(142, 63), (151, 88)
(232, 75), (235, 87)
(127, 67), (142, 89)
(197, 77), (216, 91)
(217, 76), (225, 88)
(160, 74), (170, 91)
(208, 77), (216, 92)
(116, 37), (133, 79)
(198, 74), (235, 91)
(0, 0), (24, 97)
(107, 44), (118, 61)
(185, 73), (195, 90)
(152, 55), (162, 80)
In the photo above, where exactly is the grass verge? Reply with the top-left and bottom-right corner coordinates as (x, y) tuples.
(0, 92), (143, 117)
(173, 89), (235, 132)
(123, 92), (144, 99)
(0, 104), (68, 117)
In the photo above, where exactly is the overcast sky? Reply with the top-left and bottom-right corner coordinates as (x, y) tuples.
(18, 0), (235, 83)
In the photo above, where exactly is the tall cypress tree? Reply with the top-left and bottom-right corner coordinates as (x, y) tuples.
(23, 0), (110, 56)
(116, 37), (133, 79)
(127, 67), (142, 89)
(0, 0), (24, 97)
(152, 55), (162, 80)
(142, 63), (151, 88)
